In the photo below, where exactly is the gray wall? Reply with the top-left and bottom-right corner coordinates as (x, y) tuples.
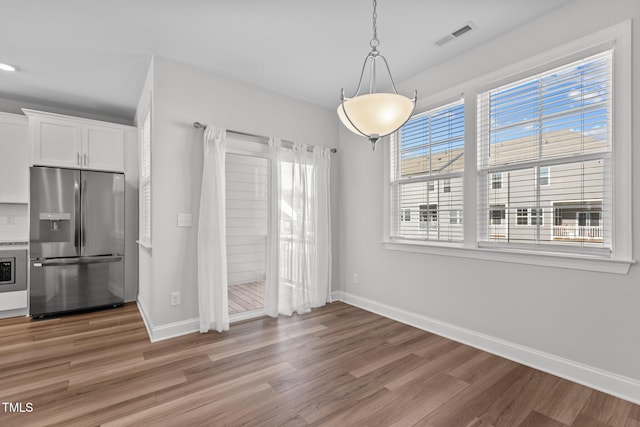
(143, 56), (339, 328)
(338, 0), (640, 384)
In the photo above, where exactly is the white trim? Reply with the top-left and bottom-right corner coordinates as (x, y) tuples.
(149, 317), (199, 342)
(21, 109), (135, 131)
(331, 290), (345, 301)
(136, 240), (152, 250)
(333, 292), (640, 405)
(136, 299), (199, 342)
(0, 308), (28, 320)
(230, 308), (267, 323)
(136, 299), (154, 341)
(383, 240), (633, 274)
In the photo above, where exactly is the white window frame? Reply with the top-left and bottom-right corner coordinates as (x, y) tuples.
(538, 167), (550, 187)
(138, 106), (152, 249)
(388, 98), (464, 242)
(516, 208), (529, 226)
(491, 172), (503, 190)
(383, 21), (633, 274)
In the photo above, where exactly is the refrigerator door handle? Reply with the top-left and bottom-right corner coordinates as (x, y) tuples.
(74, 178), (81, 249)
(81, 175), (87, 251)
(33, 256), (123, 267)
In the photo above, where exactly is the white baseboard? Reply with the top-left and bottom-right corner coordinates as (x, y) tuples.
(0, 308), (28, 320)
(136, 299), (199, 343)
(334, 291), (640, 405)
(136, 299), (154, 341)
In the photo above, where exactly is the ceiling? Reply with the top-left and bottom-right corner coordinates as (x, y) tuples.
(0, 0), (574, 122)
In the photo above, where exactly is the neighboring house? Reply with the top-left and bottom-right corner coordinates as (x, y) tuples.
(396, 129), (605, 246)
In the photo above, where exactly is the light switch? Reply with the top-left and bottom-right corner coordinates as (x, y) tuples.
(177, 213), (192, 227)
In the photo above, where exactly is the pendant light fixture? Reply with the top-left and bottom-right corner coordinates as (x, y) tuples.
(338, 0), (417, 151)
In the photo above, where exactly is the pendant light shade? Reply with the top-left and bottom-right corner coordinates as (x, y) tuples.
(338, 0), (417, 150)
(337, 93), (415, 138)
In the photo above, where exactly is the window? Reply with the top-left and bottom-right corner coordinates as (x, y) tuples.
(531, 208), (543, 226)
(443, 179), (451, 193)
(385, 23), (632, 272)
(419, 204), (438, 228)
(401, 209), (411, 221)
(517, 208), (529, 225)
(450, 210), (462, 224)
(538, 167), (550, 186)
(490, 204), (505, 225)
(491, 173), (502, 189)
(139, 109), (151, 246)
(478, 51), (612, 251)
(390, 100), (464, 242)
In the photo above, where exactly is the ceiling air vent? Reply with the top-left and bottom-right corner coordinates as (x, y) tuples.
(434, 22), (475, 47)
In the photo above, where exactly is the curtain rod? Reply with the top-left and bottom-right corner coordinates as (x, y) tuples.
(193, 122), (337, 153)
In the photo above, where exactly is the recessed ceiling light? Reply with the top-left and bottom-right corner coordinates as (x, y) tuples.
(0, 63), (17, 72)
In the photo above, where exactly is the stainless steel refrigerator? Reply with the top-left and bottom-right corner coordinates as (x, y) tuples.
(29, 166), (125, 318)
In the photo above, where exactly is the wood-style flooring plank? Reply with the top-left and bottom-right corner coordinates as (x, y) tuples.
(0, 301), (638, 426)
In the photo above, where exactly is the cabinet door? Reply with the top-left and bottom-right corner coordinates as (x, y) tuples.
(83, 125), (124, 172)
(32, 118), (82, 168)
(0, 114), (28, 202)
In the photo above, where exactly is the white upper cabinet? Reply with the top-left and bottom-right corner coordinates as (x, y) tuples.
(83, 124), (125, 172)
(0, 113), (29, 203)
(23, 109), (130, 172)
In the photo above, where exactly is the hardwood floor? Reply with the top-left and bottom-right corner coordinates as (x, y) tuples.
(0, 302), (638, 426)
(228, 281), (265, 315)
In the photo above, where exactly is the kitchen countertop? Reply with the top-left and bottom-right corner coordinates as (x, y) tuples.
(0, 241), (28, 250)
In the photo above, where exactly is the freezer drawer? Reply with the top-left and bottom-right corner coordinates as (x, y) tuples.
(29, 255), (124, 317)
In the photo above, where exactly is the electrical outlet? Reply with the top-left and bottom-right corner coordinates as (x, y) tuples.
(5, 215), (15, 225)
(353, 273), (359, 284)
(170, 292), (181, 306)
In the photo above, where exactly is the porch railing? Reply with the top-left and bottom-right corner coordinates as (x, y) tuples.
(553, 225), (603, 240)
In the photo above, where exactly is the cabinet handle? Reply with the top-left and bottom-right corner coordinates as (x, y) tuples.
(83, 153), (88, 166)
(77, 153), (81, 166)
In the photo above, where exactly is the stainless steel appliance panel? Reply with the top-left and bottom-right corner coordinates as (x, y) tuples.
(29, 256), (124, 317)
(0, 249), (27, 292)
(30, 167), (81, 259)
(81, 171), (125, 256)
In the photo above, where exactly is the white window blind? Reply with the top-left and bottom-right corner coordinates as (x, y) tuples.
(477, 51), (611, 253)
(390, 100), (464, 241)
(140, 110), (151, 245)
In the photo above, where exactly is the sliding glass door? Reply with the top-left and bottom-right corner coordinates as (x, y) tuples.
(225, 153), (268, 318)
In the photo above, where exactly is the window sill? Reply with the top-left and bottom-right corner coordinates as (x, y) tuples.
(383, 239), (634, 274)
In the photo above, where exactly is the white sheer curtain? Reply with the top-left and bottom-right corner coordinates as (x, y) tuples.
(197, 126), (229, 333)
(266, 140), (332, 316)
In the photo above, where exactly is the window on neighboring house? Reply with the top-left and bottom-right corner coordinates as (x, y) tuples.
(478, 50), (612, 250)
(517, 208), (529, 225)
(390, 99), (464, 241)
(491, 173), (502, 190)
(538, 167), (550, 186)
(578, 211), (600, 227)
(443, 179), (451, 193)
(531, 208), (543, 226)
(139, 109), (152, 246)
(401, 209), (411, 221)
(419, 204), (438, 228)
(450, 210), (462, 224)
(490, 205), (505, 225)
